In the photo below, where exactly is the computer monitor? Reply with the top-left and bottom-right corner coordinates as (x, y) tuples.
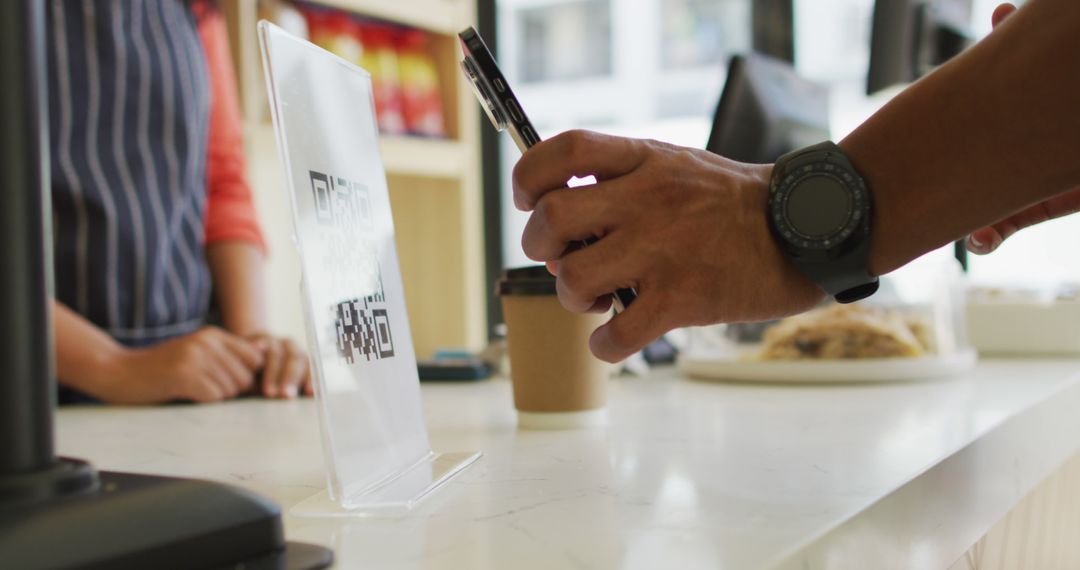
(705, 53), (830, 164)
(867, 0), (973, 95)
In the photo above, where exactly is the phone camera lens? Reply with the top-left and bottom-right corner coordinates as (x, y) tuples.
(460, 57), (507, 130)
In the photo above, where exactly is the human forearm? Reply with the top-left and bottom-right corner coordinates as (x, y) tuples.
(53, 301), (135, 400)
(206, 241), (267, 337)
(841, 0), (1080, 275)
(56, 299), (264, 404)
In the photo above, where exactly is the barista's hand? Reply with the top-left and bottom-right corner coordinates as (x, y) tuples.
(248, 333), (313, 399)
(966, 3), (1080, 255)
(514, 130), (823, 362)
(105, 326), (265, 404)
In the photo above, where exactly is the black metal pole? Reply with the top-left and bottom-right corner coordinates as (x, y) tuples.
(0, 0), (56, 475)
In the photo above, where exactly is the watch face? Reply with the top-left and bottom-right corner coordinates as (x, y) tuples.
(784, 175), (852, 237)
(770, 162), (870, 257)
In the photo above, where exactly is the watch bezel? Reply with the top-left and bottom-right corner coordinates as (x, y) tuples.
(768, 161), (871, 262)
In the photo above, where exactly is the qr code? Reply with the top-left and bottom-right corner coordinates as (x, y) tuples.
(311, 169), (397, 365)
(335, 294), (395, 364)
(310, 170), (373, 230)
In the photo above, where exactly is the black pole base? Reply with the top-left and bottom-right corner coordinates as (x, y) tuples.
(0, 457), (97, 508)
(0, 466), (333, 569)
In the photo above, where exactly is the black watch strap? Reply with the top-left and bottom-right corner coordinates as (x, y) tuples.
(797, 243), (879, 303)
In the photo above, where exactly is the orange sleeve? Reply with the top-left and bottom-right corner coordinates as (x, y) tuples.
(196, 1), (268, 252)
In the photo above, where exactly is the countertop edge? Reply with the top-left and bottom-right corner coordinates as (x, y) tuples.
(769, 371), (1080, 569)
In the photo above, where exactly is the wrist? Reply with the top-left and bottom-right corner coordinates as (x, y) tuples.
(97, 346), (183, 404)
(747, 163), (824, 314)
(221, 315), (266, 339)
(94, 344), (138, 394)
(61, 343), (139, 402)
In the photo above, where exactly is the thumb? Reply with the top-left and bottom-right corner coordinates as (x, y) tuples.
(589, 294), (669, 363)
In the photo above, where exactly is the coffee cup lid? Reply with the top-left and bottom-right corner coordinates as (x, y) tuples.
(496, 265), (556, 296)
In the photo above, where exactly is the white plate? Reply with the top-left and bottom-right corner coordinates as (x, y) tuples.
(677, 349), (978, 383)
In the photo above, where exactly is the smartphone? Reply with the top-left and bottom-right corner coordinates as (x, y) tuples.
(458, 26), (637, 311)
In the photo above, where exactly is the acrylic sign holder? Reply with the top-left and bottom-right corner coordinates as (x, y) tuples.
(259, 22), (479, 516)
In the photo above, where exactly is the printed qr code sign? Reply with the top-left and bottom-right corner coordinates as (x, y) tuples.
(312, 168), (396, 365)
(336, 296), (395, 364)
(310, 170), (373, 231)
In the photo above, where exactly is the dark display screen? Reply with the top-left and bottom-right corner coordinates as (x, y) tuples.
(784, 175), (851, 237)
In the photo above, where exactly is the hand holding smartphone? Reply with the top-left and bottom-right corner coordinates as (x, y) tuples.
(458, 26), (637, 311)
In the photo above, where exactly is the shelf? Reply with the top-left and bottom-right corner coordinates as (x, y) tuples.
(379, 135), (468, 179)
(253, 123), (466, 179)
(231, 0), (486, 357)
(312, 0), (465, 35)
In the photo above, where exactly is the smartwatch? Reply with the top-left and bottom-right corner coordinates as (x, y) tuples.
(768, 141), (879, 304)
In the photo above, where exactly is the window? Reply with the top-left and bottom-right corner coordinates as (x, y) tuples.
(496, 0), (753, 269)
(518, 0), (612, 83)
(661, 0), (751, 69)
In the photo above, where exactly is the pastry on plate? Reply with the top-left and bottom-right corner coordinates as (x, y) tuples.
(755, 304), (925, 360)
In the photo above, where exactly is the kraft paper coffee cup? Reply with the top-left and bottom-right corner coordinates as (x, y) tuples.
(497, 266), (611, 429)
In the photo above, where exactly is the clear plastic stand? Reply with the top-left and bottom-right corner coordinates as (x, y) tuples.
(259, 22), (480, 516)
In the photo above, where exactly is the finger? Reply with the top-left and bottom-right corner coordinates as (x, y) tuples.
(992, 3), (1016, 29)
(589, 293), (671, 363)
(302, 366), (314, 397)
(215, 359), (249, 398)
(261, 341), (285, 398)
(586, 296), (614, 314)
(966, 227), (1001, 255)
(521, 184), (624, 261)
(968, 205), (1043, 255)
(558, 246), (615, 313)
(554, 233), (640, 313)
(188, 384), (225, 404)
(194, 367), (231, 402)
(282, 356), (307, 399)
(512, 130), (648, 211)
(275, 340), (307, 399)
(214, 330), (265, 371)
(1039, 188), (1080, 221)
(210, 345), (256, 396)
(967, 191), (1080, 254)
(546, 259), (560, 276)
(192, 328), (247, 395)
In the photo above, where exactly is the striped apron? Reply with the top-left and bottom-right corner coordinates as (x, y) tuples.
(47, 0), (214, 400)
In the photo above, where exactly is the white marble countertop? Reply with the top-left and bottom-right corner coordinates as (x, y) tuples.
(56, 359), (1080, 569)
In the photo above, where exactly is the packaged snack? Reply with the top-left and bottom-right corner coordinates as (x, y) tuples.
(359, 22), (407, 135)
(397, 29), (447, 137)
(302, 6), (363, 66)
